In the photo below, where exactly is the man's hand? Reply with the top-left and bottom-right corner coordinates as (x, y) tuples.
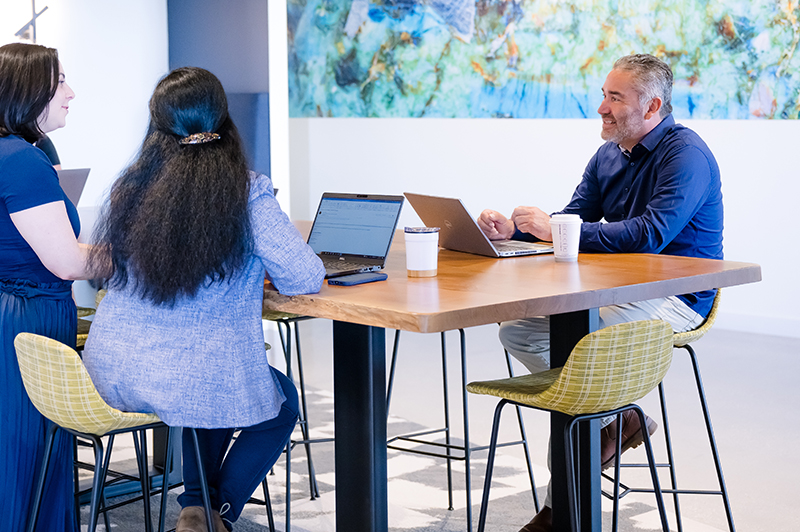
(511, 206), (553, 241)
(477, 209), (515, 240)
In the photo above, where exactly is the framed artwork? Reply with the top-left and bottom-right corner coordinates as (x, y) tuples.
(288, 0), (800, 119)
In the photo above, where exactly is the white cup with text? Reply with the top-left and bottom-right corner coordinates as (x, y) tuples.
(550, 214), (582, 262)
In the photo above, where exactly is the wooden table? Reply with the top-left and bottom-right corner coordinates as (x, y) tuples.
(263, 236), (761, 532)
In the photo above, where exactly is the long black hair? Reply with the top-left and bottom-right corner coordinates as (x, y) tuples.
(91, 67), (252, 305)
(0, 43), (60, 142)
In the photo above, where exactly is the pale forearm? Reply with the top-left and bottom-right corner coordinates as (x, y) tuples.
(10, 201), (94, 280)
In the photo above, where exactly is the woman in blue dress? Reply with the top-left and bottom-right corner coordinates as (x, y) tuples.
(0, 43), (92, 531)
(83, 67), (325, 531)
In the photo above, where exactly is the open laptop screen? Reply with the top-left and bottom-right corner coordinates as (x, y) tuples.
(308, 195), (404, 259)
(57, 168), (90, 206)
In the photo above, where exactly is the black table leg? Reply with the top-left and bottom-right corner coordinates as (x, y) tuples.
(332, 321), (388, 532)
(550, 310), (600, 532)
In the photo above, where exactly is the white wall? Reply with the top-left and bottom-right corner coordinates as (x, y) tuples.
(2, 0), (169, 306)
(2, 0), (169, 210)
(289, 117), (798, 338)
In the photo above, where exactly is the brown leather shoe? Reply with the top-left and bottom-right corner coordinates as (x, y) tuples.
(212, 510), (229, 532)
(601, 408), (658, 470)
(519, 505), (551, 532)
(176, 506), (208, 532)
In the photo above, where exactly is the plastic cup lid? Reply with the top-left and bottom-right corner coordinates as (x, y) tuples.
(405, 227), (440, 233)
(550, 214), (582, 223)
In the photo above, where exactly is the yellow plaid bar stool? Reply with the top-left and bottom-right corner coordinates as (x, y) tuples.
(611, 290), (735, 532)
(14, 333), (167, 532)
(386, 329), (539, 531)
(467, 320), (674, 532)
(14, 332), (239, 532)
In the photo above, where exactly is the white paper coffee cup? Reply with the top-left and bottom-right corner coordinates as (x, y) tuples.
(405, 227), (439, 277)
(550, 214), (582, 262)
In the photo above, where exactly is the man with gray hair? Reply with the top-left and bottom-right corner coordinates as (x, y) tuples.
(478, 54), (723, 532)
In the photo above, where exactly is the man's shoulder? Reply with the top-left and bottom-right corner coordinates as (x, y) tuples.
(658, 122), (720, 178)
(662, 121), (713, 153)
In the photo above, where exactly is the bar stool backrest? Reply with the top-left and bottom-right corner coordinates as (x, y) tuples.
(540, 320), (674, 415)
(14, 332), (160, 435)
(673, 289), (721, 347)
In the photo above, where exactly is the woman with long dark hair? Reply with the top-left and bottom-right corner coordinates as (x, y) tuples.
(0, 42), (91, 531)
(83, 67), (325, 531)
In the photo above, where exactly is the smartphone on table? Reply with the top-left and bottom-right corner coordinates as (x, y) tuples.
(328, 272), (388, 286)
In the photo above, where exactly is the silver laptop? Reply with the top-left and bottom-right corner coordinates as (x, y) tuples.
(308, 192), (405, 278)
(404, 192), (553, 258)
(57, 168), (90, 206)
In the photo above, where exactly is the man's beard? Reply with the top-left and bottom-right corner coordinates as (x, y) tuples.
(600, 111), (641, 146)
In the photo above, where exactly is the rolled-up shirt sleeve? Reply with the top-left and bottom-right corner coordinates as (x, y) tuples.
(249, 174), (325, 295)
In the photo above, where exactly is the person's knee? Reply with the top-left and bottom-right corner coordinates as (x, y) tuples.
(499, 319), (551, 373)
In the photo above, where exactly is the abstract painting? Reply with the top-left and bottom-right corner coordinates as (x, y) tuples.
(288, 0), (800, 119)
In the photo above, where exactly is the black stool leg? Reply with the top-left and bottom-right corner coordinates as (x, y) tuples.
(563, 418), (581, 532)
(611, 413), (623, 532)
(132, 430), (154, 532)
(386, 329), (402, 412)
(457, 329), (474, 532)
(285, 439), (292, 532)
(261, 478), (276, 532)
(277, 320), (319, 500)
(97, 435), (117, 531)
(632, 406), (670, 532)
(72, 436), (81, 529)
(657, 380), (684, 532)
(188, 428), (216, 532)
(440, 331), (455, 511)
(685, 344), (736, 532)
(290, 321), (319, 499)
(86, 434), (108, 532)
(27, 422), (58, 532)
(503, 349), (540, 512)
(158, 427), (175, 532)
(476, 399), (508, 532)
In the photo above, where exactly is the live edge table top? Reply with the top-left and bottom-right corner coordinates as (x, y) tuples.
(263, 230), (761, 333)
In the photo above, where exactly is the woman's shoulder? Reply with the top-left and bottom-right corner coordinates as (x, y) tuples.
(0, 135), (46, 163)
(0, 135), (53, 173)
(248, 171), (275, 198)
(0, 135), (59, 201)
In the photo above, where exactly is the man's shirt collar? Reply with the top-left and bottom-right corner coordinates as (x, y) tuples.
(636, 114), (675, 153)
(615, 114), (675, 158)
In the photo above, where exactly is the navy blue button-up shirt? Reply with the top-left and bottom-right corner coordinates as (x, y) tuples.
(516, 115), (723, 317)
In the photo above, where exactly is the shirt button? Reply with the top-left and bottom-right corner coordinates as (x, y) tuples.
(629, 162), (635, 167)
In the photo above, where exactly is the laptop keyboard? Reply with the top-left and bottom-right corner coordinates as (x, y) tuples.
(323, 259), (371, 272)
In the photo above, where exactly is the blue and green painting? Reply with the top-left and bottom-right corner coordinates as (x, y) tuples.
(288, 0), (800, 118)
